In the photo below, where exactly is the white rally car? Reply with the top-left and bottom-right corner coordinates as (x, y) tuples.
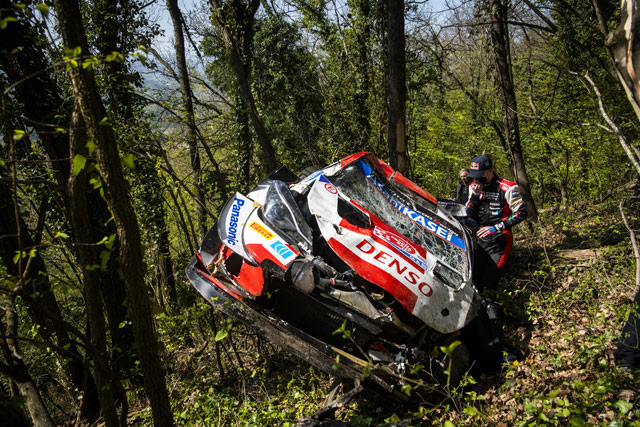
(186, 152), (482, 397)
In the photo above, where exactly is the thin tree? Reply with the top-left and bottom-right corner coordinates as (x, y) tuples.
(52, 0), (174, 425)
(387, 0), (408, 173)
(209, 0), (278, 172)
(488, 0), (538, 219)
(166, 0), (207, 237)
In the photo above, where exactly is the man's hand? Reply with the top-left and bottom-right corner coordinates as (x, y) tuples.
(477, 222), (505, 238)
(470, 181), (483, 195)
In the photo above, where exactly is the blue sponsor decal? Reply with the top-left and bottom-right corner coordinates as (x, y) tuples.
(227, 198), (245, 245)
(356, 160), (466, 251)
(302, 170), (324, 183)
(270, 240), (294, 260)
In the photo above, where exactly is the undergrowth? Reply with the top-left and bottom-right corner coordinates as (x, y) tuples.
(151, 200), (640, 426)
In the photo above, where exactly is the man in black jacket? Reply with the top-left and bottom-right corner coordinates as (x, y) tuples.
(455, 168), (471, 204)
(466, 154), (528, 291)
(462, 154), (528, 368)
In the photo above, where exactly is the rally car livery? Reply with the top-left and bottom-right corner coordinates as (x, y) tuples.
(186, 152), (481, 394)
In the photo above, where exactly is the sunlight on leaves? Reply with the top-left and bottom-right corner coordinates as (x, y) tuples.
(122, 153), (136, 169)
(0, 17), (18, 30)
(72, 154), (87, 176)
(214, 318), (233, 342)
(13, 129), (25, 140)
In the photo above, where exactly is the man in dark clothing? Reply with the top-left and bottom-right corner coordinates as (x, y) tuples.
(615, 288), (640, 370)
(461, 154), (528, 369)
(466, 154), (528, 292)
(455, 168), (472, 204)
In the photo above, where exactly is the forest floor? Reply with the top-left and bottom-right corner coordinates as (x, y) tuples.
(159, 199), (640, 426)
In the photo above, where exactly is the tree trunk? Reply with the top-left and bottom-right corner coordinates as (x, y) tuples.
(387, 0), (408, 173)
(166, 0), (207, 238)
(68, 105), (121, 427)
(0, 174), (103, 423)
(594, 0), (640, 122)
(210, 0), (278, 173)
(0, 294), (55, 427)
(236, 94), (252, 191)
(53, 1), (174, 425)
(354, 0), (373, 151)
(489, 0), (538, 220)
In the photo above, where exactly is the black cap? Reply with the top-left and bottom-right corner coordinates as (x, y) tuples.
(468, 155), (492, 178)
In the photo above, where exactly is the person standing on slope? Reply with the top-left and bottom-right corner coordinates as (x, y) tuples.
(465, 154), (528, 291)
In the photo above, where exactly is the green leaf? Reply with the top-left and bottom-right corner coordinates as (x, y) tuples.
(214, 329), (229, 341)
(215, 318), (233, 341)
(332, 319), (351, 338)
(54, 231), (69, 239)
(104, 233), (116, 250)
(122, 153), (136, 169)
(332, 354), (341, 371)
(615, 400), (633, 415)
(98, 116), (111, 126)
(28, 248), (37, 258)
(63, 47), (80, 58)
(105, 51), (125, 63)
(35, 3), (49, 18)
(569, 416), (585, 427)
(99, 250), (110, 271)
(0, 17), (18, 30)
(400, 384), (412, 396)
(464, 406), (478, 416)
(440, 340), (462, 356)
(85, 140), (95, 156)
(72, 154), (87, 176)
(82, 57), (98, 69)
(150, 301), (165, 316)
(444, 422), (455, 427)
(13, 129), (25, 140)
(89, 176), (102, 189)
(13, 251), (26, 264)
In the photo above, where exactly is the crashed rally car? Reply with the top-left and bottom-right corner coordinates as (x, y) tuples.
(186, 152), (485, 398)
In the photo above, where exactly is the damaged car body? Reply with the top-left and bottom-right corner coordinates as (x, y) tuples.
(186, 152), (483, 397)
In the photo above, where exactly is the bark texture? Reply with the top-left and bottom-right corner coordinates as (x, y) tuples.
(167, 0), (207, 237)
(53, 0), (174, 425)
(387, 0), (407, 173)
(210, 0), (278, 172)
(489, 0), (538, 219)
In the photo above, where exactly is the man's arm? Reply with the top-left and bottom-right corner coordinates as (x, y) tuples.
(502, 185), (528, 229)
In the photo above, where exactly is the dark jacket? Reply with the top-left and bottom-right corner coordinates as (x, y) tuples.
(465, 175), (528, 231)
(455, 180), (469, 204)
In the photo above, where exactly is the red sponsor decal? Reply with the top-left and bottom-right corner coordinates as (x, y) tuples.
(354, 240), (431, 298)
(373, 227), (416, 255)
(325, 183), (338, 194)
(329, 238), (418, 311)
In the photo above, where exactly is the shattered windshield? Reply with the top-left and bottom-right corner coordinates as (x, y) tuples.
(329, 160), (468, 272)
